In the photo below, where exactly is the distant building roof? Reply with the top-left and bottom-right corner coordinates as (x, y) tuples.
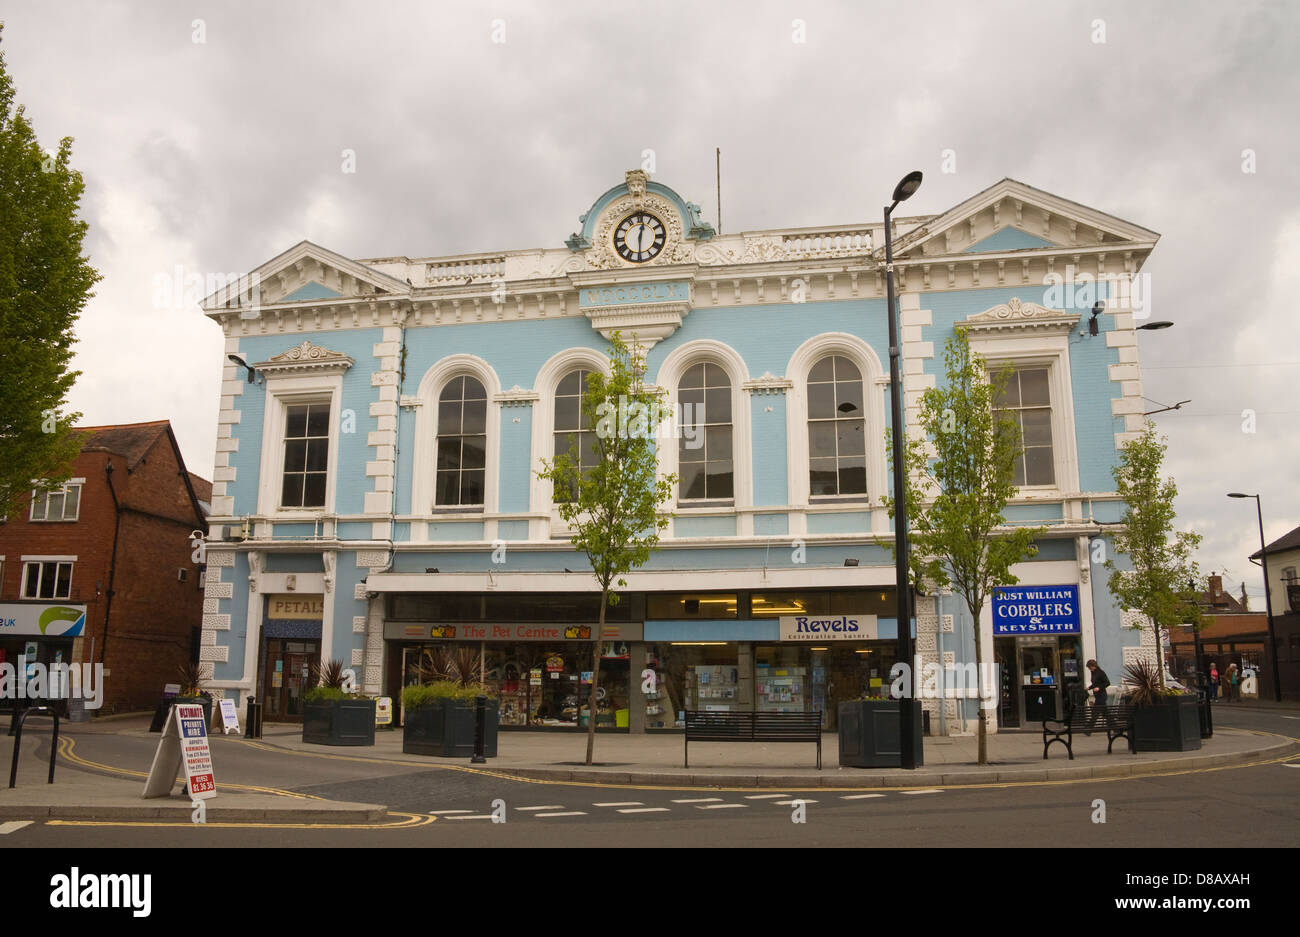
(76, 420), (172, 469)
(188, 473), (213, 504)
(1251, 524), (1300, 560)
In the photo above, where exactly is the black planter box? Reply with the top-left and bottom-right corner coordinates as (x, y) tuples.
(1131, 697), (1202, 752)
(837, 700), (924, 768)
(403, 699), (499, 757)
(302, 699), (376, 746)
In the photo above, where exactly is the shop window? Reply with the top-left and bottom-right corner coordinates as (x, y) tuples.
(678, 362), (733, 502)
(552, 369), (600, 503)
(807, 355), (866, 497)
(281, 402), (330, 508)
(994, 367), (1055, 487)
(751, 592), (830, 617)
(436, 376), (487, 508)
(30, 483), (81, 522)
(22, 561), (73, 600)
(647, 593), (738, 619)
(644, 642), (740, 728)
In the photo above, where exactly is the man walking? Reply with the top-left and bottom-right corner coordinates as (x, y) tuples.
(1084, 659), (1111, 734)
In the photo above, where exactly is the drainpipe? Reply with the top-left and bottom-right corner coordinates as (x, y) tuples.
(101, 460), (124, 669)
(375, 303), (409, 577)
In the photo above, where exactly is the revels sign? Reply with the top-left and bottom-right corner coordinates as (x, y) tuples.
(992, 585), (1081, 635)
(779, 615), (878, 642)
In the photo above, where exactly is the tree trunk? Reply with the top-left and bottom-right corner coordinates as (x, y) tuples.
(1154, 623), (1166, 689)
(585, 587), (607, 765)
(973, 601), (988, 765)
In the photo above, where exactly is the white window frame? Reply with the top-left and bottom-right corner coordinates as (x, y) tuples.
(968, 346), (1079, 496)
(29, 479), (85, 522)
(21, 556), (76, 600)
(993, 365), (1058, 489)
(784, 333), (888, 509)
(257, 375), (343, 518)
(529, 348), (609, 521)
(654, 340), (752, 513)
(411, 354), (501, 518)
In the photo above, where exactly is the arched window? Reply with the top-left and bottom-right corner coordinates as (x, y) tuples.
(553, 368), (599, 502)
(679, 362), (733, 501)
(807, 355), (865, 496)
(436, 376), (487, 507)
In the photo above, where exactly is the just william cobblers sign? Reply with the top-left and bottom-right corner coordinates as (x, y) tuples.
(992, 585), (1081, 635)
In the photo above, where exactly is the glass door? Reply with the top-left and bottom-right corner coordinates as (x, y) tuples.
(262, 638), (320, 721)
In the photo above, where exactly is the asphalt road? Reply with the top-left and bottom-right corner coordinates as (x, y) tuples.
(1, 703), (1295, 848)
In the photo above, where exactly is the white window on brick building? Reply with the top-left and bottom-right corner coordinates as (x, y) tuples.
(30, 482), (82, 521)
(994, 367), (1055, 487)
(22, 560), (74, 600)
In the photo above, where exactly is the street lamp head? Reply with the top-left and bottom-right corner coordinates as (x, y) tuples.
(1137, 320), (1174, 331)
(1227, 492), (1254, 499)
(892, 171), (924, 203)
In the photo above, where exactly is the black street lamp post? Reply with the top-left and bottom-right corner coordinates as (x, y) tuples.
(1227, 493), (1283, 702)
(884, 170), (923, 769)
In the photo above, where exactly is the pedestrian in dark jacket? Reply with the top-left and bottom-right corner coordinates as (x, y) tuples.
(1085, 660), (1110, 733)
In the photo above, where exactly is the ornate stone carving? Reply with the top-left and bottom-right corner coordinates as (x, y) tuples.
(742, 373), (793, 395)
(247, 551), (262, 593)
(625, 169), (648, 199)
(494, 386), (540, 407)
(960, 297), (1081, 334)
(255, 340), (355, 376)
(583, 192), (695, 270)
(322, 552), (334, 593)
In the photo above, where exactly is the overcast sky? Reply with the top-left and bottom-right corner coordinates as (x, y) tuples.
(4, 1), (1297, 601)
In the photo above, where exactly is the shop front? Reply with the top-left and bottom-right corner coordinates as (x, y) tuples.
(991, 584), (1083, 727)
(258, 594), (323, 722)
(383, 592), (641, 729)
(0, 602), (87, 711)
(641, 588), (900, 730)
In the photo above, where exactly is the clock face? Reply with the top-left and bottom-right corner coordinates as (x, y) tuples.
(613, 211), (667, 263)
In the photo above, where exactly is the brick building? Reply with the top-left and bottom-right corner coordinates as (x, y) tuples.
(0, 420), (210, 713)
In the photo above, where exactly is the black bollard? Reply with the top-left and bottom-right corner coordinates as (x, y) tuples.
(246, 696), (263, 739)
(471, 694), (487, 764)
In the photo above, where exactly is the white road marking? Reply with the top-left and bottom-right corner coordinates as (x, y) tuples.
(900, 789), (943, 795)
(696, 803), (748, 810)
(841, 793), (887, 800)
(772, 799), (818, 805)
(671, 797), (723, 803)
(447, 815), (495, 820)
(617, 807), (671, 814)
(592, 801), (643, 807)
(516, 805), (566, 811)
(0, 821), (34, 835)
(743, 794), (790, 799)
(428, 809), (474, 815)
(1282, 763), (1300, 768)
(1281, 716), (1300, 720)
(535, 811), (588, 817)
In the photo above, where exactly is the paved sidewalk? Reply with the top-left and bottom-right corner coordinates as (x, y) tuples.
(0, 728), (386, 822)
(248, 719), (1298, 788)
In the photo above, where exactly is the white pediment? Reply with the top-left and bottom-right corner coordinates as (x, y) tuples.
(253, 339), (356, 376)
(897, 178), (1160, 260)
(202, 240), (410, 311)
(959, 297), (1081, 334)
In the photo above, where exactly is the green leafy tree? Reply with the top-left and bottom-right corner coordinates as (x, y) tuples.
(536, 332), (675, 765)
(1103, 423), (1203, 688)
(881, 331), (1042, 765)
(0, 24), (99, 517)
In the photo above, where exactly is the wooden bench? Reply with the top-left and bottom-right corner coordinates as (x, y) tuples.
(684, 710), (823, 769)
(1042, 700), (1134, 759)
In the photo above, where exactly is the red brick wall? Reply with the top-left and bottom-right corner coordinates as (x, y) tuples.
(0, 428), (206, 713)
